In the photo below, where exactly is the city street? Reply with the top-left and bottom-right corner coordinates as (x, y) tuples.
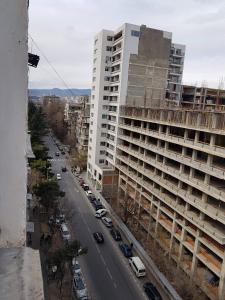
(45, 134), (148, 300)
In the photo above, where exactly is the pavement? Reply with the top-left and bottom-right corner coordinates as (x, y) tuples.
(45, 134), (149, 300)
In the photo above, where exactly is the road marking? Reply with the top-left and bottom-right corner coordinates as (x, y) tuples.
(95, 245), (101, 254)
(100, 254), (106, 266)
(106, 268), (113, 280)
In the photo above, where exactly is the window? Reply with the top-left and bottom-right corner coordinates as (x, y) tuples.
(89, 138), (92, 142)
(102, 105), (108, 110)
(92, 77), (96, 82)
(90, 130), (93, 134)
(89, 146), (92, 150)
(131, 30), (140, 37)
(99, 174), (102, 180)
(93, 67), (96, 72)
(102, 114), (107, 119)
(100, 141), (106, 146)
(105, 56), (111, 63)
(92, 95), (95, 99)
(99, 159), (105, 164)
(100, 150), (105, 155)
(91, 121), (93, 125)
(101, 132), (107, 137)
(103, 96), (108, 100)
(91, 113), (94, 117)
(94, 38), (98, 45)
(93, 58), (97, 64)
(106, 46), (112, 51)
(101, 124), (107, 128)
(91, 104), (94, 108)
(104, 76), (110, 81)
(94, 49), (97, 54)
(94, 170), (97, 176)
(107, 36), (113, 41)
(105, 66), (110, 72)
(92, 86), (95, 91)
(104, 86), (109, 91)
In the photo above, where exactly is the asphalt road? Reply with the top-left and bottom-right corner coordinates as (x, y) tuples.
(45, 134), (148, 300)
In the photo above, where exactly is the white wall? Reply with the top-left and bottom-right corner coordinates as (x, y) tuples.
(0, 0), (28, 246)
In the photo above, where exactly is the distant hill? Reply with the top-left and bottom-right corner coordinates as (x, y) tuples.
(29, 88), (91, 97)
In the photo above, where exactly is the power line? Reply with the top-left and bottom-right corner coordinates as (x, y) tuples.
(29, 34), (75, 97)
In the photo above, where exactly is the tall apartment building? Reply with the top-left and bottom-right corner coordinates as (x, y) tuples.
(117, 104), (225, 300)
(87, 23), (185, 191)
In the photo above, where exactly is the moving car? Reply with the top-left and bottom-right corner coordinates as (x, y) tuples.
(61, 167), (67, 172)
(102, 217), (113, 228)
(110, 228), (122, 241)
(93, 232), (104, 243)
(56, 173), (61, 180)
(119, 243), (133, 258)
(129, 256), (146, 277)
(95, 208), (107, 218)
(60, 223), (70, 241)
(143, 282), (162, 300)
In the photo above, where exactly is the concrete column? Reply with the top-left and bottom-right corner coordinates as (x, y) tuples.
(218, 256), (225, 300)
(210, 134), (216, 147)
(190, 233), (200, 278)
(166, 126), (170, 136)
(184, 129), (188, 140)
(178, 227), (187, 263)
(207, 154), (213, 166)
(194, 131), (200, 143)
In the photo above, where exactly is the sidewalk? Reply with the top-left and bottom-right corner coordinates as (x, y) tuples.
(82, 171), (182, 300)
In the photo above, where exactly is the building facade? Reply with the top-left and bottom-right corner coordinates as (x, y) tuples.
(87, 23), (185, 191)
(0, 0), (28, 247)
(117, 105), (225, 300)
(64, 96), (90, 152)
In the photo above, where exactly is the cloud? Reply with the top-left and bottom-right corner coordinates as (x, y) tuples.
(28, 0), (225, 89)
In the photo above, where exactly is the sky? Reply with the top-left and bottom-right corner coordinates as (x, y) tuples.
(28, 0), (225, 89)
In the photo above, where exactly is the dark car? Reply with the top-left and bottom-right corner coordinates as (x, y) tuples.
(61, 167), (67, 172)
(93, 232), (104, 243)
(143, 282), (162, 300)
(89, 195), (96, 202)
(55, 151), (60, 156)
(92, 199), (104, 210)
(61, 151), (65, 155)
(82, 184), (89, 191)
(119, 243), (133, 258)
(110, 229), (122, 241)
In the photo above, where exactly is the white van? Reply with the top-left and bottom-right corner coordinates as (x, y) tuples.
(129, 256), (146, 277)
(95, 208), (107, 218)
(60, 223), (70, 241)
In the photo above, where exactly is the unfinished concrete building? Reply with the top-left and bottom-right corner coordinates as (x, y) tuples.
(116, 105), (225, 300)
(182, 85), (225, 108)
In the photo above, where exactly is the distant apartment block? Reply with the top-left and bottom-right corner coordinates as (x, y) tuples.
(182, 84), (225, 107)
(117, 104), (225, 300)
(65, 96), (90, 153)
(87, 23), (185, 190)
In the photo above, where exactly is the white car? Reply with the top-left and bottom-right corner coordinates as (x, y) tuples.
(95, 209), (107, 218)
(56, 173), (61, 180)
(102, 217), (113, 228)
(60, 223), (70, 241)
(85, 190), (92, 197)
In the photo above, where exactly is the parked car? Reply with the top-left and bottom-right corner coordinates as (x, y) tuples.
(55, 214), (65, 226)
(89, 195), (96, 202)
(143, 282), (162, 300)
(61, 167), (67, 172)
(85, 190), (93, 197)
(71, 258), (81, 275)
(102, 217), (113, 228)
(119, 243), (133, 258)
(55, 151), (60, 156)
(82, 184), (89, 191)
(92, 199), (104, 211)
(73, 273), (88, 299)
(56, 173), (61, 180)
(61, 150), (65, 155)
(95, 209), (107, 218)
(60, 223), (70, 241)
(110, 228), (122, 241)
(93, 232), (104, 243)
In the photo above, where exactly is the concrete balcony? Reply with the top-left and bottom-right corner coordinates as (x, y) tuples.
(117, 143), (225, 204)
(117, 162), (225, 245)
(119, 124), (225, 159)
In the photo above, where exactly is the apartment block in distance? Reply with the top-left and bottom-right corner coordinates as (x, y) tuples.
(117, 104), (225, 300)
(87, 23), (185, 192)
